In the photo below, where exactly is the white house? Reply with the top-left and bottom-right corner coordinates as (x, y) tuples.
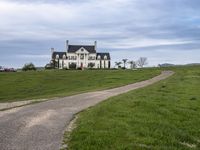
(50, 41), (111, 69)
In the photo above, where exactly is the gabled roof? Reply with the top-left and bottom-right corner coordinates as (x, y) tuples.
(68, 45), (96, 53)
(96, 53), (111, 60)
(52, 52), (67, 59)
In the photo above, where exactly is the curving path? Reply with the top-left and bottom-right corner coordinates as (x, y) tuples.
(0, 71), (174, 150)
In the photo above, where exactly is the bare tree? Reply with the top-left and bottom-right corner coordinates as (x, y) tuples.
(137, 57), (148, 68)
(115, 62), (122, 69)
(122, 59), (128, 69)
(128, 61), (137, 69)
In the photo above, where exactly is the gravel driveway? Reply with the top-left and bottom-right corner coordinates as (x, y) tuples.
(0, 71), (174, 150)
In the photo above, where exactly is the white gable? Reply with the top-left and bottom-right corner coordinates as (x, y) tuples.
(75, 47), (89, 54)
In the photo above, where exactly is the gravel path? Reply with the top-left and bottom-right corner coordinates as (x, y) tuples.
(0, 71), (174, 150)
(0, 99), (48, 111)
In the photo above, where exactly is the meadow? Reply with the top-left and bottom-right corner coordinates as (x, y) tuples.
(0, 69), (160, 102)
(66, 66), (200, 150)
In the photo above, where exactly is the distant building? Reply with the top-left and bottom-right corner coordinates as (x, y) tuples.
(50, 41), (111, 69)
(158, 63), (175, 67)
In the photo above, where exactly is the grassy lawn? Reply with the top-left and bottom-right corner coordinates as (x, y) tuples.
(0, 68), (160, 102)
(66, 66), (200, 150)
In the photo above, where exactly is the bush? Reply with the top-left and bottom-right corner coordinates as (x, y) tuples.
(45, 63), (54, 70)
(88, 63), (95, 68)
(69, 63), (77, 69)
(22, 63), (36, 71)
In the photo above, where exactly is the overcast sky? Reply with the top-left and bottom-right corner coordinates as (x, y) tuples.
(0, 0), (200, 68)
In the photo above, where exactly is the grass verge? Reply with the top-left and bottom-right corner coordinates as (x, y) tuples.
(65, 66), (200, 150)
(0, 69), (160, 102)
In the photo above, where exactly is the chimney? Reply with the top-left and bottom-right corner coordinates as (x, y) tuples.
(51, 48), (54, 59)
(66, 40), (69, 51)
(94, 41), (97, 51)
(51, 48), (54, 54)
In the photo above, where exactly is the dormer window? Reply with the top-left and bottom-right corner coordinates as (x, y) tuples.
(56, 54), (59, 59)
(97, 55), (101, 60)
(63, 55), (66, 59)
(104, 55), (107, 60)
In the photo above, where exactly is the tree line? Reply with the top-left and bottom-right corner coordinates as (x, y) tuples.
(115, 57), (148, 69)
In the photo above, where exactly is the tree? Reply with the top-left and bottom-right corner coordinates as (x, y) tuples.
(128, 61), (137, 69)
(115, 62), (122, 69)
(122, 59), (128, 69)
(137, 57), (148, 68)
(22, 63), (36, 71)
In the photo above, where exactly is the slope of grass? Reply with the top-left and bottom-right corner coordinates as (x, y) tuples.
(0, 69), (160, 102)
(66, 66), (200, 150)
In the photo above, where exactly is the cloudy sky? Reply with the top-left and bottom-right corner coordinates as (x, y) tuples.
(0, 0), (200, 68)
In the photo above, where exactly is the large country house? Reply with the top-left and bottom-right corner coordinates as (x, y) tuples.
(50, 41), (111, 69)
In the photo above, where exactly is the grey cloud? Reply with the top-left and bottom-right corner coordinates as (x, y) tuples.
(0, 0), (200, 67)
(6, 0), (89, 4)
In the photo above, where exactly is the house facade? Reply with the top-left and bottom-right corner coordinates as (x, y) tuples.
(50, 41), (111, 69)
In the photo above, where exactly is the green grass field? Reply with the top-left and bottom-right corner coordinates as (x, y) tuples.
(0, 69), (160, 102)
(66, 66), (200, 150)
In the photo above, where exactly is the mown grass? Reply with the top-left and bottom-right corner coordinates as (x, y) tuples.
(0, 68), (160, 102)
(66, 66), (200, 150)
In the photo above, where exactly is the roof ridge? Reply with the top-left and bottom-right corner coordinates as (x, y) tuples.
(52, 51), (66, 53)
(68, 45), (95, 46)
(68, 45), (96, 53)
(97, 52), (110, 54)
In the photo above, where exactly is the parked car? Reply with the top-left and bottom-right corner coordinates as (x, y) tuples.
(4, 68), (16, 72)
(0, 67), (16, 72)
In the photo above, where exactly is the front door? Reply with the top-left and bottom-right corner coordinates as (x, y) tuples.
(81, 62), (83, 69)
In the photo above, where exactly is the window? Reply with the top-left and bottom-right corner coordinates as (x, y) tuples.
(88, 56), (95, 60)
(80, 54), (84, 60)
(70, 56), (76, 60)
(68, 56), (76, 60)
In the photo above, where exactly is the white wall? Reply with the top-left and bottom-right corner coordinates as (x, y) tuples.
(56, 52), (110, 69)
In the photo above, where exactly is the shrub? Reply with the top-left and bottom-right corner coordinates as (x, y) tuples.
(88, 63), (95, 68)
(45, 63), (54, 70)
(22, 63), (36, 71)
(69, 63), (77, 69)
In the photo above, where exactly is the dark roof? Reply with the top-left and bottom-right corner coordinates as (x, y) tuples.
(68, 45), (96, 53)
(52, 52), (67, 59)
(96, 53), (111, 60)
